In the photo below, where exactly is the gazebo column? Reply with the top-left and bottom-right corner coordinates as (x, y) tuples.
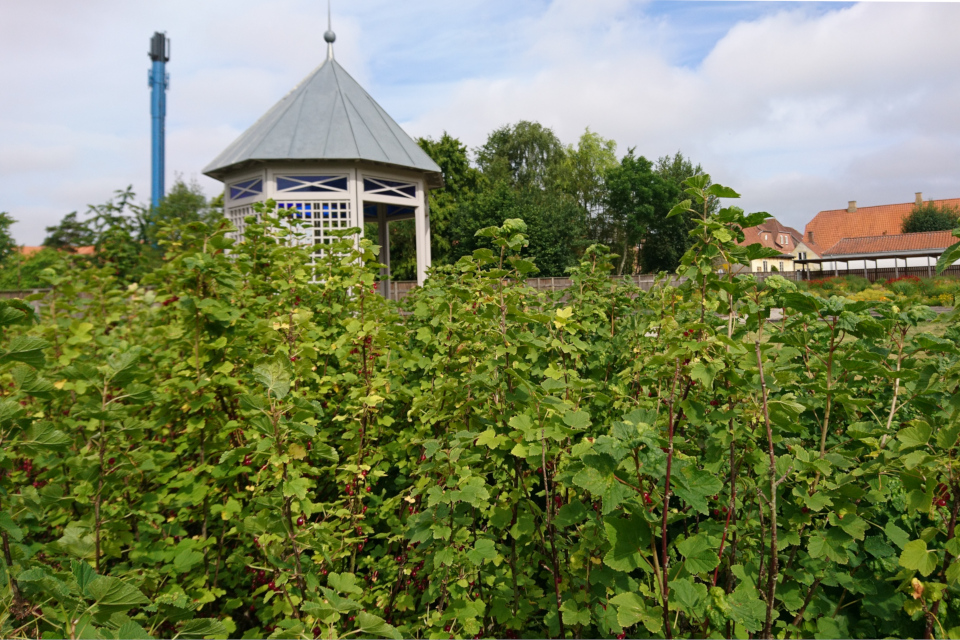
(377, 203), (391, 300)
(927, 256), (932, 278)
(414, 190), (431, 286)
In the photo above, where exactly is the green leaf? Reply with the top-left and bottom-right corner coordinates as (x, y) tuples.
(886, 523), (910, 549)
(671, 577), (708, 617)
(253, 359), (291, 400)
(560, 600), (592, 627)
(936, 239), (960, 275)
(0, 511), (23, 542)
(706, 184), (741, 199)
(554, 501), (588, 528)
(328, 572), (363, 595)
(728, 587), (766, 632)
(898, 423), (932, 449)
(677, 534), (720, 574)
(466, 539), (498, 566)
(475, 428), (504, 449)
(85, 576), (150, 608)
(667, 200), (692, 219)
(173, 549), (205, 573)
(356, 612), (402, 639)
(562, 410), (591, 430)
(807, 528), (851, 565)
(571, 466), (631, 514)
(673, 469), (723, 515)
(603, 513), (652, 572)
(947, 561), (960, 585)
(282, 478), (310, 501)
(899, 539), (938, 577)
(458, 478), (491, 507)
(609, 592), (660, 632)
(864, 536), (895, 558)
(18, 422), (71, 454)
(836, 514), (868, 541)
(0, 335), (50, 367)
(175, 618), (228, 639)
(72, 560), (97, 592)
(117, 621), (152, 639)
(937, 423), (960, 449)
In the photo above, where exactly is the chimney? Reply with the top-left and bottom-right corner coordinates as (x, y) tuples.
(916, 192), (923, 206)
(847, 200), (857, 213)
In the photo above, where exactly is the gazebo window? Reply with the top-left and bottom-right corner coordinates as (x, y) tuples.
(277, 175), (348, 193)
(230, 178), (262, 200)
(363, 177), (416, 199)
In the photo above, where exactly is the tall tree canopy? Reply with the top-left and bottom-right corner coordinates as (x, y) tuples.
(447, 181), (584, 277)
(0, 212), (18, 264)
(554, 129), (619, 215)
(418, 133), (483, 266)
(43, 212), (96, 251)
(902, 201), (960, 234)
(605, 151), (681, 274)
(475, 121), (564, 191)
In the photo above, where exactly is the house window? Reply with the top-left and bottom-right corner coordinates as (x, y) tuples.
(779, 261), (784, 271)
(763, 260), (768, 271)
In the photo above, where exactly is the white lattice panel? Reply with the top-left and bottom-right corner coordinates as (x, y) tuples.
(276, 200), (354, 250)
(227, 205), (254, 242)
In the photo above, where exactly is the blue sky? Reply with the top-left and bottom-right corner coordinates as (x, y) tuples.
(1, 0), (957, 245)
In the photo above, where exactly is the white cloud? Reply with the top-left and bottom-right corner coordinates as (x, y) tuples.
(404, 1), (960, 234)
(2, 0), (960, 247)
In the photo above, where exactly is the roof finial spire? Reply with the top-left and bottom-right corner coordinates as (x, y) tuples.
(324, 0), (336, 61)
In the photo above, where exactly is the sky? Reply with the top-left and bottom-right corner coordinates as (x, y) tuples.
(2, 0), (959, 245)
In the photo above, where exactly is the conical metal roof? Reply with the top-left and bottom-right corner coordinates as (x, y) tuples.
(203, 57), (441, 183)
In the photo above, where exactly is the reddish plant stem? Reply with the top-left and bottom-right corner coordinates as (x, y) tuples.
(660, 359), (682, 640)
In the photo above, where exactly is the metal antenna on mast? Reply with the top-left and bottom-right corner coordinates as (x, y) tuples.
(324, 0), (336, 61)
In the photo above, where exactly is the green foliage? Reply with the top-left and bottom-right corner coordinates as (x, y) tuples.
(3, 182), (960, 640)
(447, 181), (584, 276)
(43, 212), (96, 251)
(0, 213), (19, 265)
(0, 249), (66, 290)
(418, 133), (484, 269)
(902, 201), (960, 234)
(605, 150), (681, 274)
(475, 120), (564, 191)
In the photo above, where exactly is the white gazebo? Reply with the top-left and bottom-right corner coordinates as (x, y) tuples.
(203, 26), (442, 295)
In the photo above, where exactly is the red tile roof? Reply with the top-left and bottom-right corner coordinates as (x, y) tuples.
(804, 197), (960, 253)
(823, 230), (957, 256)
(738, 218), (797, 256)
